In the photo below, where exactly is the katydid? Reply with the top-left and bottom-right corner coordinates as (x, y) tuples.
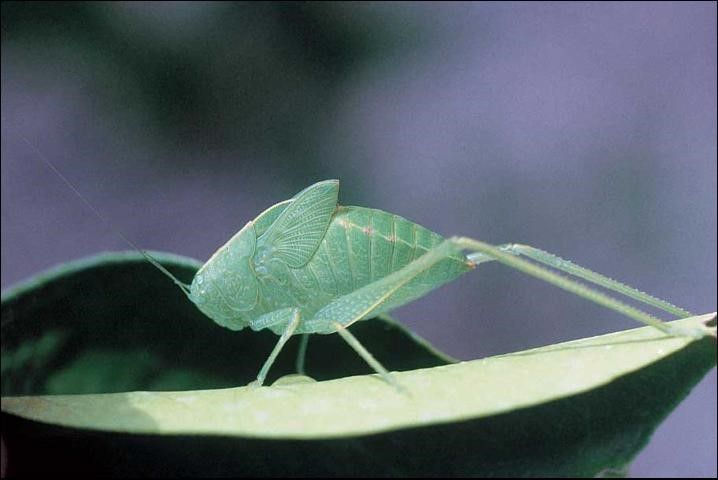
(33, 155), (705, 389)
(178, 179), (701, 388)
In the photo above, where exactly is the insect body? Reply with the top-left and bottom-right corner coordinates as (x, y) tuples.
(31, 153), (704, 389)
(187, 180), (473, 386)
(191, 181), (470, 335)
(169, 180), (699, 388)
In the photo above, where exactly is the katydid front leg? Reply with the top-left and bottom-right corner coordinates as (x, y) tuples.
(295, 334), (310, 376)
(251, 308), (301, 387)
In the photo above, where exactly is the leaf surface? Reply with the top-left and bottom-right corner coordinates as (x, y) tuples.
(1, 252), (715, 476)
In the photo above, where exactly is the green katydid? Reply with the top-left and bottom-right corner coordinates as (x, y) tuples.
(142, 179), (702, 388)
(34, 155), (706, 389)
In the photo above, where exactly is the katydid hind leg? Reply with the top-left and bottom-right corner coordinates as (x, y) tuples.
(254, 233), (702, 388)
(307, 239), (458, 332)
(310, 233), (700, 341)
(467, 243), (692, 318)
(454, 237), (705, 338)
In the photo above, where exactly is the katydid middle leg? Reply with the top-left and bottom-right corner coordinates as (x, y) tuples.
(303, 240), (469, 388)
(332, 322), (406, 392)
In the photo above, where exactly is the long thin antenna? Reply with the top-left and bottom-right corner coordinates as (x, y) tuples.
(20, 136), (192, 297)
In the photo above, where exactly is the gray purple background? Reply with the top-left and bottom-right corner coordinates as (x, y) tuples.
(1, 3), (716, 476)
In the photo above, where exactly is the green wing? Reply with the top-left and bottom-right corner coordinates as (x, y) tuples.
(252, 199), (291, 237)
(257, 180), (339, 268)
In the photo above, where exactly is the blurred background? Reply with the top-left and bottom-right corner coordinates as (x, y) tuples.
(1, 2), (715, 476)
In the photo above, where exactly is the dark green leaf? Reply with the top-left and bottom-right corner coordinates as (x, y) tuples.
(1, 252), (715, 476)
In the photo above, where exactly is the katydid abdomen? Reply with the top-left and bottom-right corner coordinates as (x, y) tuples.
(263, 206), (474, 334)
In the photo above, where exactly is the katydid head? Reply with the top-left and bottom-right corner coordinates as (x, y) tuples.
(188, 221), (259, 329)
